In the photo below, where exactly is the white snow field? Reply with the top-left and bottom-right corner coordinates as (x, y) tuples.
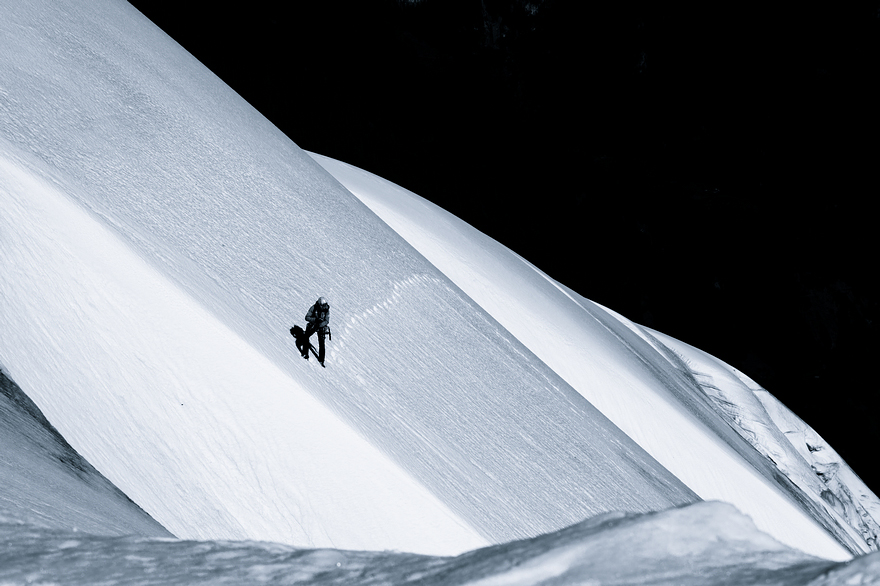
(1, 0), (878, 580)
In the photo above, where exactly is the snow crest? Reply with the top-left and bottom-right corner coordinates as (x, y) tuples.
(2, 502), (868, 586)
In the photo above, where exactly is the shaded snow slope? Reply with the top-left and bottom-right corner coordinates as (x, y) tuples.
(0, 368), (170, 537)
(3, 501), (875, 586)
(310, 153), (857, 561)
(1, 0), (696, 555)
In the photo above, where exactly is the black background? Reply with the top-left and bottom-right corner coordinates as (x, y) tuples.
(127, 0), (878, 493)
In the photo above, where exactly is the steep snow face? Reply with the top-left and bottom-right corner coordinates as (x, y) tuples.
(3, 502), (873, 586)
(1, 0), (696, 555)
(309, 153), (856, 561)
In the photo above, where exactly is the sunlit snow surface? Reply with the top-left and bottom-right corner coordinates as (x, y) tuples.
(2, 502), (878, 586)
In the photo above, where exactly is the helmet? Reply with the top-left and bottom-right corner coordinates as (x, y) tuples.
(316, 297), (329, 308)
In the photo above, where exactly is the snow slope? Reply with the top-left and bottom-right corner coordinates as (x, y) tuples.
(0, 155), (486, 554)
(2, 0), (693, 556)
(0, 0), (871, 568)
(311, 153), (874, 558)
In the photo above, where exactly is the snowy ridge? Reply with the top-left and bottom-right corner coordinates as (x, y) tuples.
(2, 502), (878, 586)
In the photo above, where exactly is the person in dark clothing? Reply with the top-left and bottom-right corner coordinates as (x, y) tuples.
(302, 297), (330, 366)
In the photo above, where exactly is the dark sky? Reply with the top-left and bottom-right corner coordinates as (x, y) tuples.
(127, 0), (878, 494)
